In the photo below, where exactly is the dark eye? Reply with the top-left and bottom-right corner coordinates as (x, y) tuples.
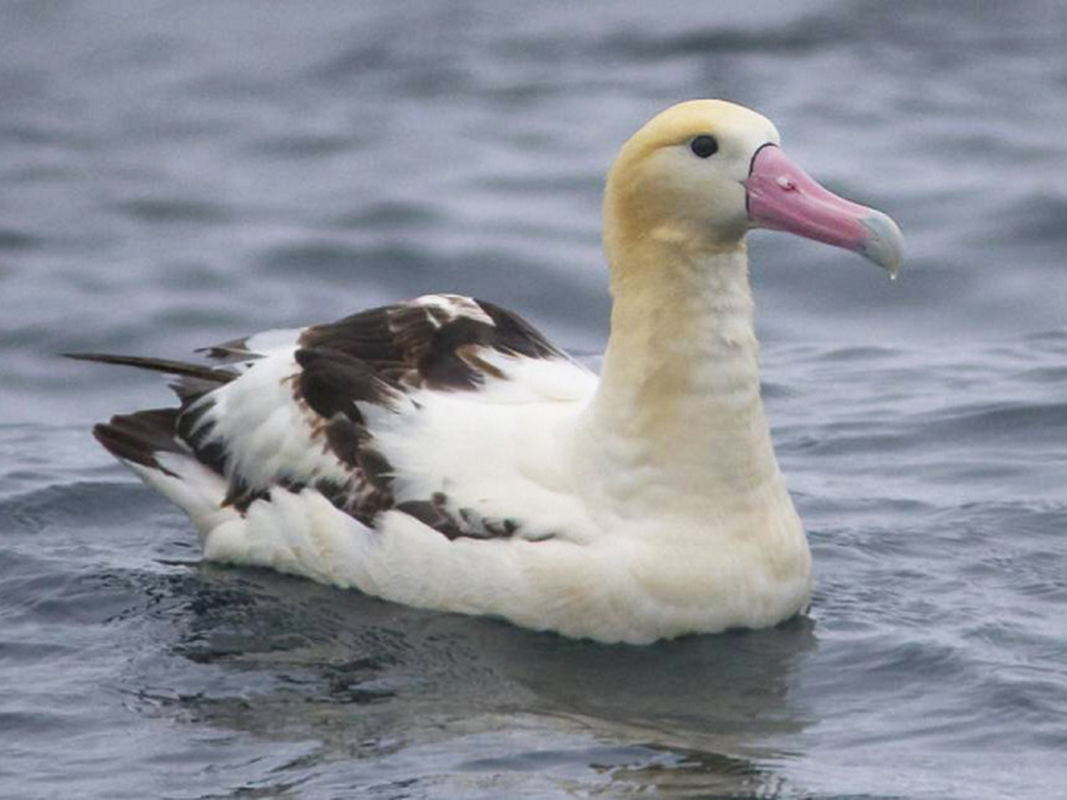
(690, 134), (719, 158)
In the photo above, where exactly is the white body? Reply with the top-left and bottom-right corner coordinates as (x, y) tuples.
(92, 100), (903, 643)
(135, 265), (811, 644)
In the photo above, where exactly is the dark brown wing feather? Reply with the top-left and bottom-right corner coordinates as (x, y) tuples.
(75, 295), (570, 540)
(298, 297), (568, 391)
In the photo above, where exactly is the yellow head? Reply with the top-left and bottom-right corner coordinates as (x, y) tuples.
(603, 100), (903, 279)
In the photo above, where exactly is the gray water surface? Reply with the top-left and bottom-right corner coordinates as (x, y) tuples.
(2, 2), (1067, 798)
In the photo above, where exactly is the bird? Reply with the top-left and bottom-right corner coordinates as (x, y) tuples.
(71, 100), (903, 644)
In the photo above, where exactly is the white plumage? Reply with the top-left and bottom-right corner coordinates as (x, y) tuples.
(77, 101), (902, 643)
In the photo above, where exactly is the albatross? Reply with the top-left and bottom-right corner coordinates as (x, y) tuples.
(72, 100), (903, 644)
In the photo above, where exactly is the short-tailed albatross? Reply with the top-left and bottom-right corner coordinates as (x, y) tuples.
(72, 100), (903, 644)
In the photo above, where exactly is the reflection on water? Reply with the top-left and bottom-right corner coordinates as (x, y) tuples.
(123, 563), (816, 796)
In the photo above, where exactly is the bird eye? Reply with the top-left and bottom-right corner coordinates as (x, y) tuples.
(690, 135), (719, 158)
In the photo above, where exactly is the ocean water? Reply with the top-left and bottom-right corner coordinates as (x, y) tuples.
(2, 1), (1066, 797)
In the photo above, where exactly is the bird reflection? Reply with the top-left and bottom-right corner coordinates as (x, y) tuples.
(126, 561), (818, 795)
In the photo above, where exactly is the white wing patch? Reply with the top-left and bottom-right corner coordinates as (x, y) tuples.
(187, 346), (358, 493)
(371, 354), (599, 543)
(410, 294), (496, 327)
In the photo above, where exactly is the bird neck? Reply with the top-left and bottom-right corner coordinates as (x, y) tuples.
(580, 241), (782, 514)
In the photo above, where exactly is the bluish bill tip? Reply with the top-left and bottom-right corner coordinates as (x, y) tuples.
(861, 213), (905, 279)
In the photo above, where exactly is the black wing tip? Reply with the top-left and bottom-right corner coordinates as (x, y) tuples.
(63, 351), (117, 363)
(63, 352), (236, 384)
(92, 409), (183, 476)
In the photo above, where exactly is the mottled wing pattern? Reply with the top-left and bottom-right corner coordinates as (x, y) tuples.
(85, 294), (589, 541)
(297, 294), (568, 391)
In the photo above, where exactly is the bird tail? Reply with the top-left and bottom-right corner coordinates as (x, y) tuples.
(66, 352), (236, 529)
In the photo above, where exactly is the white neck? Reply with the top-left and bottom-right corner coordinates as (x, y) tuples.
(576, 244), (783, 520)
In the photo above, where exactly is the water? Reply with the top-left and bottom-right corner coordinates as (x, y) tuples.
(2, 1), (1066, 797)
